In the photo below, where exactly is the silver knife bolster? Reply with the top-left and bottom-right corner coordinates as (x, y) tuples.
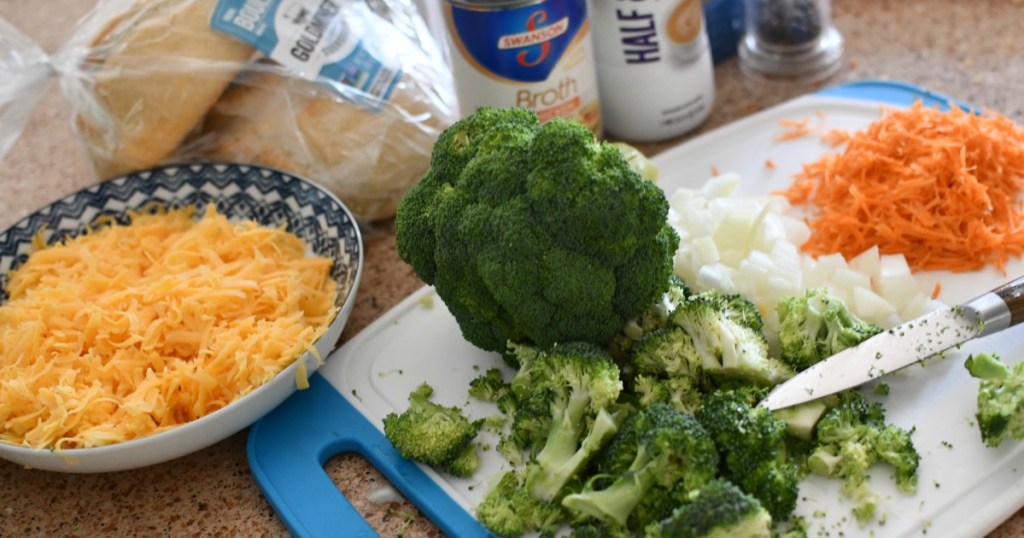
(961, 292), (1011, 337)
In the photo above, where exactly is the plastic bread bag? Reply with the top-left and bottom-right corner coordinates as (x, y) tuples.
(0, 0), (457, 224)
(0, 18), (52, 161)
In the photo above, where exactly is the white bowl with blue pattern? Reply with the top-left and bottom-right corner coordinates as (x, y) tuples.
(0, 163), (363, 473)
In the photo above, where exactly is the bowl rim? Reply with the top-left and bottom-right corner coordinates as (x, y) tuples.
(0, 161), (365, 470)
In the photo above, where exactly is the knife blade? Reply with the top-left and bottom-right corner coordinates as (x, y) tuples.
(760, 276), (1024, 411)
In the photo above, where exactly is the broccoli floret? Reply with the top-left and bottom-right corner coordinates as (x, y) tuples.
(446, 443), (481, 478)
(694, 389), (800, 521)
(469, 368), (510, 402)
(503, 342), (626, 501)
(634, 374), (703, 414)
(382, 383), (481, 476)
(807, 391), (919, 524)
(669, 291), (793, 387)
(643, 479), (772, 538)
(631, 327), (702, 379)
(965, 352), (1024, 447)
(395, 107), (678, 354)
(476, 469), (568, 537)
(561, 403), (718, 527)
(609, 275), (692, 360)
(776, 288), (883, 372)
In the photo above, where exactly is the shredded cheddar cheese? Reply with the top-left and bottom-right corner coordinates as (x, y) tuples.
(0, 205), (337, 450)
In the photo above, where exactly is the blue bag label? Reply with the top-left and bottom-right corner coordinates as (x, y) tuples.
(211, 0), (400, 111)
(447, 0), (588, 83)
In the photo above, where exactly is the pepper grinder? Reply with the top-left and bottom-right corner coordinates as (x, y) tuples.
(738, 0), (844, 83)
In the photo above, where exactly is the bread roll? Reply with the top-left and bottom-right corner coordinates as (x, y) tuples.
(194, 69), (449, 222)
(71, 0), (254, 178)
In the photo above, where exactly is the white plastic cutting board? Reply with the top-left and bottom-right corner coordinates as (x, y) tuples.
(253, 81), (1024, 538)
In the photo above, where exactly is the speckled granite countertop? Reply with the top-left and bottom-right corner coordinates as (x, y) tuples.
(0, 0), (1022, 536)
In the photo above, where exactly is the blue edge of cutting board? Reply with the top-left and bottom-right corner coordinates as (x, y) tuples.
(246, 80), (970, 538)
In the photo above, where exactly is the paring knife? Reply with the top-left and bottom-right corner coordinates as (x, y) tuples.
(760, 276), (1024, 411)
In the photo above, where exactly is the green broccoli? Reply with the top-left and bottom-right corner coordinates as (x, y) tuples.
(807, 391), (919, 524)
(776, 288), (883, 372)
(476, 469), (568, 537)
(670, 291), (793, 387)
(382, 383), (481, 477)
(608, 275), (692, 361)
(631, 327), (702, 380)
(503, 342), (626, 502)
(643, 479), (772, 538)
(395, 107), (679, 355)
(694, 389), (800, 521)
(633, 374), (703, 414)
(468, 367), (510, 402)
(965, 352), (1024, 447)
(561, 402), (719, 527)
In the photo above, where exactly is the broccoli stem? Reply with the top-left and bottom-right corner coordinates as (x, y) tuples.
(561, 445), (658, 526)
(528, 408), (620, 502)
(562, 467), (655, 526)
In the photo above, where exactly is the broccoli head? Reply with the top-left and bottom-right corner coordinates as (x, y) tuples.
(561, 402), (718, 527)
(670, 291), (793, 387)
(694, 389), (800, 521)
(776, 288), (883, 372)
(965, 352), (1024, 447)
(807, 391), (919, 524)
(643, 479), (772, 538)
(382, 383), (481, 477)
(395, 107), (679, 354)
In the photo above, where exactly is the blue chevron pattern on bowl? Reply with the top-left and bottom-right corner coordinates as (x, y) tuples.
(0, 162), (364, 473)
(0, 162), (361, 305)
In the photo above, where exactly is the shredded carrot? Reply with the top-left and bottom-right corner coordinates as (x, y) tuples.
(775, 118), (812, 141)
(931, 282), (942, 299)
(710, 165), (720, 176)
(0, 205), (337, 449)
(781, 101), (1024, 273)
(765, 158), (777, 170)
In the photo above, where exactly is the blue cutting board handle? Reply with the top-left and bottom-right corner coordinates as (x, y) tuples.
(246, 80), (966, 538)
(247, 373), (487, 537)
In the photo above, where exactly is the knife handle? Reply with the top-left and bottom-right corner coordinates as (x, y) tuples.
(966, 276), (1024, 337)
(993, 275), (1024, 327)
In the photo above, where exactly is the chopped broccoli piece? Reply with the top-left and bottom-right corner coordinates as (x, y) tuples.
(395, 107), (679, 354)
(383, 383), (481, 476)
(694, 389), (800, 521)
(562, 402), (718, 527)
(670, 291), (793, 386)
(504, 342), (625, 501)
(469, 368), (510, 402)
(631, 327), (702, 379)
(776, 288), (883, 372)
(609, 275), (692, 360)
(772, 398), (834, 441)
(965, 352), (1024, 447)
(643, 479), (772, 538)
(476, 469), (567, 537)
(807, 391), (919, 524)
(634, 374), (703, 414)
(446, 444), (481, 478)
